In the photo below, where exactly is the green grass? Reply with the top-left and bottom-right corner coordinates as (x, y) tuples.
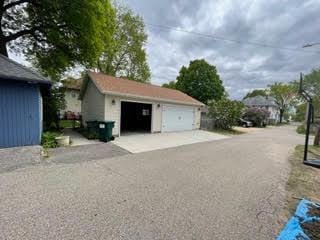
(296, 124), (316, 135)
(285, 145), (320, 216)
(210, 128), (244, 135)
(59, 120), (81, 129)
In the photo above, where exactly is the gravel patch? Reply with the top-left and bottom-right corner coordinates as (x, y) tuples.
(47, 142), (129, 164)
(0, 145), (43, 173)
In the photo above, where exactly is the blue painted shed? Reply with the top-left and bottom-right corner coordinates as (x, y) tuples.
(0, 54), (51, 148)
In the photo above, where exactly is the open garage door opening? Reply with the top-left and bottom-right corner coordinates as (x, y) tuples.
(120, 101), (152, 135)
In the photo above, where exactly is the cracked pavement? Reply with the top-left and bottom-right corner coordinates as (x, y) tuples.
(0, 125), (303, 240)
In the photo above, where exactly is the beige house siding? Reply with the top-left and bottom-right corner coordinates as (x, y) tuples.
(81, 81), (105, 125)
(64, 89), (81, 114)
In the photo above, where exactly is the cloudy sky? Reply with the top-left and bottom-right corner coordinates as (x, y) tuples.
(123, 0), (320, 99)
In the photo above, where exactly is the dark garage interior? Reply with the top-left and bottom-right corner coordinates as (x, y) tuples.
(121, 101), (152, 134)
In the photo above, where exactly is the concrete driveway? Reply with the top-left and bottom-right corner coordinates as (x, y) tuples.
(0, 125), (303, 240)
(113, 130), (229, 153)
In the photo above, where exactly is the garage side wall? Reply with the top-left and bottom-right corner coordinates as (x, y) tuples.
(81, 80), (105, 125)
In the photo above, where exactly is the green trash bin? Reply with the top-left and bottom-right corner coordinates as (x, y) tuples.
(97, 121), (115, 142)
(86, 120), (98, 135)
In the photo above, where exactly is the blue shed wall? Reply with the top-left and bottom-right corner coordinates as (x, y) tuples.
(0, 81), (41, 148)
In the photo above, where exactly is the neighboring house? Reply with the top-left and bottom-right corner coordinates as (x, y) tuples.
(0, 54), (51, 148)
(243, 95), (280, 123)
(61, 79), (82, 119)
(80, 72), (204, 136)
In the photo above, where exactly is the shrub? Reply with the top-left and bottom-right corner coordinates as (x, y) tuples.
(296, 124), (306, 134)
(41, 131), (61, 148)
(208, 98), (244, 130)
(243, 107), (269, 127)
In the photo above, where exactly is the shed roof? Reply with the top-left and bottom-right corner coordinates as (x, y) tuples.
(0, 54), (51, 85)
(81, 72), (204, 106)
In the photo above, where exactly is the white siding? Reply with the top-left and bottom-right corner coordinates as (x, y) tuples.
(105, 95), (121, 136)
(81, 81), (105, 125)
(63, 89), (81, 114)
(152, 103), (162, 133)
(193, 106), (201, 129)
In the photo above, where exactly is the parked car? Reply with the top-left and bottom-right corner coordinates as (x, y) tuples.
(238, 118), (253, 128)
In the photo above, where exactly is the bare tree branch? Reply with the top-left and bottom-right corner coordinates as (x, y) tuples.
(3, 0), (32, 11)
(4, 27), (38, 42)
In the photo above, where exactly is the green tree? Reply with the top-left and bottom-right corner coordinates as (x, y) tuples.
(162, 81), (176, 89)
(268, 82), (297, 123)
(303, 69), (320, 97)
(176, 59), (225, 104)
(43, 86), (65, 130)
(97, 4), (150, 82)
(0, 0), (115, 79)
(243, 89), (267, 99)
(208, 98), (244, 130)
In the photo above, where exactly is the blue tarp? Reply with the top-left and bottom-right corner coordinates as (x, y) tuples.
(277, 199), (320, 240)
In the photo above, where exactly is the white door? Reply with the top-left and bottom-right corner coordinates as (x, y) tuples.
(162, 105), (194, 132)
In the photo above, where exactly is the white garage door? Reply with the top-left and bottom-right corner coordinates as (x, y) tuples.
(162, 105), (195, 132)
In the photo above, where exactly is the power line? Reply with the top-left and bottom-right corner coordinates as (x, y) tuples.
(146, 23), (320, 54)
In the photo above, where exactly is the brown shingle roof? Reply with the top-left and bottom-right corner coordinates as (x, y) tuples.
(87, 72), (204, 106)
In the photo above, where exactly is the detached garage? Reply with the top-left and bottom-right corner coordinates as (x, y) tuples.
(80, 72), (204, 136)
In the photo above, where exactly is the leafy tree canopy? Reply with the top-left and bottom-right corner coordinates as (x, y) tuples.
(176, 59), (225, 104)
(97, 4), (150, 83)
(0, 0), (115, 80)
(162, 81), (176, 89)
(268, 82), (298, 123)
(303, 69), (320, 97)
(243, 89), (267, 99)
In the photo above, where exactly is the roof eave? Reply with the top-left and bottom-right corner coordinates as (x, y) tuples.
(0, 75), (51, 86)
(102, 90), (204, 106)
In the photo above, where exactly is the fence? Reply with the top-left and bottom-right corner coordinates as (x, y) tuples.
(200, 115), (216, 130)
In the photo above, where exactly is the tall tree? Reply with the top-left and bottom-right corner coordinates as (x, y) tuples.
(0, 0), (115, 79)
(97, 4), (150, 83)
(176, 59), (225, 104)
(162, 81), (176, 89)
(269, 82), (297, 123)
(243, 89), (267, 99)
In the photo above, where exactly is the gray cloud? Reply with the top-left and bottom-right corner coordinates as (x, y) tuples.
(125, 0), (320, 99)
